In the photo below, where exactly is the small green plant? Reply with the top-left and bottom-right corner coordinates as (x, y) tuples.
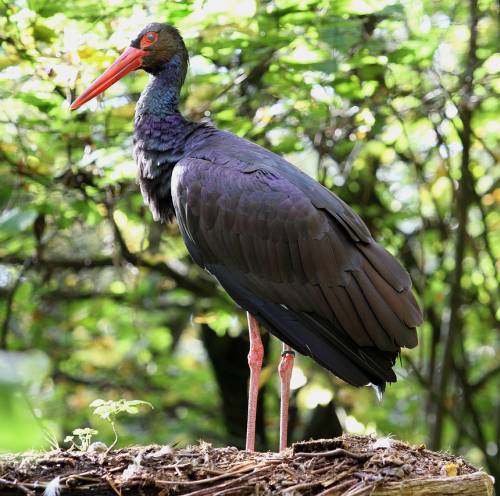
(89, 399), (153, 451)
(64, 427), (98, 451)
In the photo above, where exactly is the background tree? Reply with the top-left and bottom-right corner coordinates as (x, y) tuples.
(0, 0), (498, 481)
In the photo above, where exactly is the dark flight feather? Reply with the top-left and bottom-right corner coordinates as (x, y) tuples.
(167, 132), (421, 390)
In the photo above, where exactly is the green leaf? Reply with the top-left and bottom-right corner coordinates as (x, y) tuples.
(376, 3), (404, 17)
(0, 208), (38, 234)
(33, 23), (56, 43)
(19, 93), (58, 113)
(320, 23), (362, 51)
(28, 0), (65, 17)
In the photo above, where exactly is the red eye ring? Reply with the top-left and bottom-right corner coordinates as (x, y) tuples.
(141, 31), (158, 48)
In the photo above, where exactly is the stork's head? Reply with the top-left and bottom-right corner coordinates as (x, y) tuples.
(70, 23), (187, 110)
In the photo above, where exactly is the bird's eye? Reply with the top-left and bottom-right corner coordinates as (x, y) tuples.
(141, 32), (158, 48)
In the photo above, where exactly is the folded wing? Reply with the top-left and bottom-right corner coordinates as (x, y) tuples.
(172, 146), (421, 389)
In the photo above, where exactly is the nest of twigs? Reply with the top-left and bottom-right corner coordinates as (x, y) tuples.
(0, 435), (493, 495)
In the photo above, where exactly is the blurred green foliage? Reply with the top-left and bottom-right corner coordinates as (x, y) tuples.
(0, 0), (498, 480)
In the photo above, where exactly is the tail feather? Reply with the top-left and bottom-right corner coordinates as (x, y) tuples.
(352, 270), (413, 349)
(343, 277), (397, 351)
(320, 284), (376, 347)
(358, 242), (411, 292)
(362, 260), (422, 331)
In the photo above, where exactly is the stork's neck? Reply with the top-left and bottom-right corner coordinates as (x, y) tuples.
(133, 53), (210, 223)
(134, 52), (195, 157)
(136, 53), (186, 117)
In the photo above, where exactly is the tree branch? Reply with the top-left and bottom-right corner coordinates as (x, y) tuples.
(0, 252), (219, 301)
(0, 259), (32, 350)
(429, 0), (479, 451)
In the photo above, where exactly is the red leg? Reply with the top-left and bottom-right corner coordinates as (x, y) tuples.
(279, 343), (295, 451)
(246, 312), (263, 451)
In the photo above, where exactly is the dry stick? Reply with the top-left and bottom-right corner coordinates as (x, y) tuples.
(316, 477), (359, 496)
(66, 475), (102, 484)
(322, 467), (360, 489)
(180, 466), (272, 496)
(282, 480), (324, 494)
(295, 449), (374, 461)
(156, 463), (256, 487)
(72, 483), (110, 491)
(163, 462), (195, 471)
(279, 465), (297, 479)
(284, 468), (360, 495)
(213, 460), (260, 472)
(198, 468), (231, 476)
(60, 470), (99, 483)
(343, 481), (376, 496)
(312, 464), (344, 476)
(104, 475), (122, 496)
(213, 485), (253, 496)
(109, 465), (129, 473)
(0, 478), (35, 496)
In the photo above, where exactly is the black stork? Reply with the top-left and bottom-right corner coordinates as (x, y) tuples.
(71, 23), (422, 452)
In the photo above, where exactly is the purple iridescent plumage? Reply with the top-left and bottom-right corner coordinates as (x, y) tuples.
(134, 113), (214, 221)
(133, 30), (422, 393)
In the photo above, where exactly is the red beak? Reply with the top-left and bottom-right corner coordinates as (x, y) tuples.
(70, 47), (146, 110)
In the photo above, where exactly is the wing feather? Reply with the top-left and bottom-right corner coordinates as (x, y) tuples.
(343, 278), (397, 351)
(320, 284), (376, 347)
(171, 151), (421, 389)
(362, 258), (422, 329)
(353, 270), (417, 347)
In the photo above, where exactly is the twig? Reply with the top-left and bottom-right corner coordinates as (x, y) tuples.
(156, 462), (256, 487)
(294, 449), (374, 461)
(0, 259), (32, 349)
(180, 466), (271, 496)
(471, 364), (500, 391)
(104, 475), (122, 496)
(213, 484), (253, 496)
(282, 479), (323, 493)
(0, 478), (35, 495)
(0, 252), (220, 302)
(316, 477), (358, 496)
